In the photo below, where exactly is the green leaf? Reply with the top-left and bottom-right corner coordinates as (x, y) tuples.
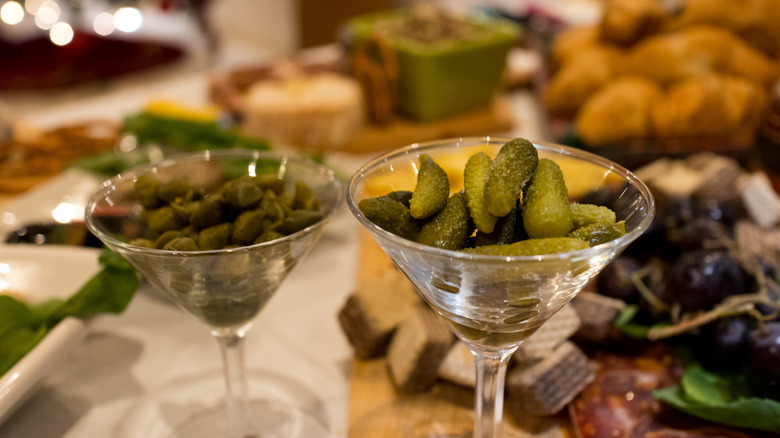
(655, 369), (780, 433)
(681, 366), (751, 406)
(0, 296), (42, 338)
(47, 249), (138, 324)
(614, 304), (640, 327)
(613, 304), (659, 339)
(0, 326), (47, 376)
(0, 248), (138, 377)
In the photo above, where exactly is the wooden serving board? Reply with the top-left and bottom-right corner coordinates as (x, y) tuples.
(340, 97), (513, 155)
(347, 230), (572, 438)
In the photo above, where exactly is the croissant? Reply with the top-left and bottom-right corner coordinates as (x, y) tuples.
(575, 76), (662, 146)
(544, 46), (624, 116)
(624, 26), (779, 87)
(651, 73), (768, 142)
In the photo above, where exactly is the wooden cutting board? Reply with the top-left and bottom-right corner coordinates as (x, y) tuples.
(347, 230), (572, 438)
(340, 97), (513, 155)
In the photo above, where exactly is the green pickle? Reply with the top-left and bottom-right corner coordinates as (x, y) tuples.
(134, 175), (162, 209)
(359, 137), (626, 256)
(416, 191), (472, 250)
(522, 158), (573, 239)
(464, 152), (498, 233)
(386, 190), (413, 208)
(409, 154), (449, 219)
(484, 138), (538, 217)
(571, 203), (617, 228)
(464, 237), (589, 256)
(474, 207), (524, 247)
(130, 172), (323, 252)
(358, 196), (420, 240)
(231, 208), (266, 245)
(569, 221), (626, 246)
(163, 237), (199, 251)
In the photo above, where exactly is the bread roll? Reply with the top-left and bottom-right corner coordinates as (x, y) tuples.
(651, 73), (769, 142)
(625, 26), (779, 87)
(599, 0), (666, 46)
(544, 46), (624, 116)
(665, 0), (780, 56)
(575, 76), (662, 146)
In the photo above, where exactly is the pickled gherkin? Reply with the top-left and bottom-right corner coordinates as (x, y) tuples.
(464, 152), (498, 233)
(416, 191), (472, 250)
(571, 203), (616, 228)
(135, 175), (162, 209)
(475, 207), (523, 247)
(163, 237), (199, 251)
(280, 210), (323, 235)
(409, 154), (449, 220)
(386, 190), (413, 208)
(358, 196), (420, 240)
(357, 137), (625, 256)
(198, 223), (234, 250)
(484, 138), (538, 217)
(158, 177), (200, 204)
(463, 237), (589, 256)
(225, 179), (263, 208)
(231, 208), (266, 244)
(522, 159), (573, 239)
(131, 172), (325, 251)
(568, 221), (626, 246)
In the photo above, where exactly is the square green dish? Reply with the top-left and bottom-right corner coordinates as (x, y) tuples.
(345, 9), (520, 121)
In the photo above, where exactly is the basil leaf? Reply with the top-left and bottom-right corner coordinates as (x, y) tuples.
(681, 366), (751, 406)
(0, 326), (47, 376)
(655, 368), (780, 433)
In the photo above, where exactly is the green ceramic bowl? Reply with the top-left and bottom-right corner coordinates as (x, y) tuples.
(346, 10), (520, 121)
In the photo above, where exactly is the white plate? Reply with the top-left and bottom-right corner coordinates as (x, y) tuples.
(0, 244), (101, 425)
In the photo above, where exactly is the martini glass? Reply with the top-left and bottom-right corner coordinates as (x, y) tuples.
(85, 149), (344, 438)
(346, 137), (655, 438)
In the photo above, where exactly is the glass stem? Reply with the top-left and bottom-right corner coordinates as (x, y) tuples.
(214, 331), (254, 438)
(470, 347), (516, 438)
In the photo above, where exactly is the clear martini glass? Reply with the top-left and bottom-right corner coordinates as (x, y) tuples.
(85, 149), (344, 438)
(346, 137), (655, 438)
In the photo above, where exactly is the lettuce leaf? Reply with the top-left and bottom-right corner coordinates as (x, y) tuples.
(0, 248), (137, 376)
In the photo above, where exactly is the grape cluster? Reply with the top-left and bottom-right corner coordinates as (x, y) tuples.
(587, 188), (780, 399)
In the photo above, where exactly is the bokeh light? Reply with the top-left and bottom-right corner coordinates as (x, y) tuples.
(93, 11), (113, 35)
(50, 21), (73, 46)
(113, 7), (142, 33)
(24, 0), (44, 14)
(0, 1), (24, 25)
(34, 0), (60, 30)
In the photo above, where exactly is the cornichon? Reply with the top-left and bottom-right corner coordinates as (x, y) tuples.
(463, 237), (589, 256)
(464, 152), (498, 233)
(568, 222), (626, 246)
(358, 196), (420, 240)
(409, 154), (449, 220)
(358, 137), (624, 256)
(522, 158), (573, 239)
(132, 173), (324, 251)
(571, 203), (617, 228)
(484, 138), (538, 217)
(416, 191), (472, 250)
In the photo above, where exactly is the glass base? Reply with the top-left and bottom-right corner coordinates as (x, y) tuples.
(115, 370), (334, 438)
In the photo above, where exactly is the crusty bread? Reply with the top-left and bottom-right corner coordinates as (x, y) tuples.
(243, 73), (365, 150)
